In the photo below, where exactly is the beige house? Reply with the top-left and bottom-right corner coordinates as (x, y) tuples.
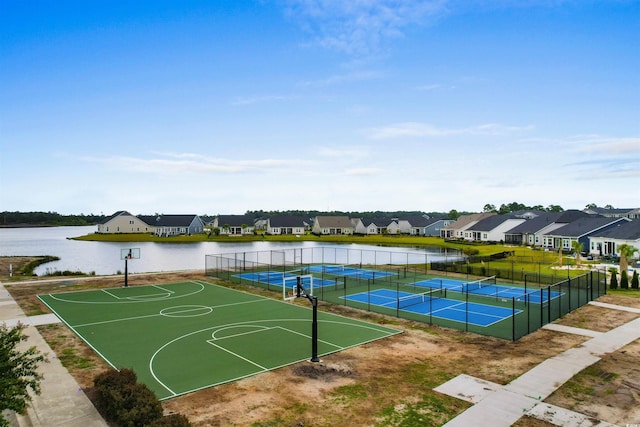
(312, 215), (354, 235)
(97, 211), (154, 234)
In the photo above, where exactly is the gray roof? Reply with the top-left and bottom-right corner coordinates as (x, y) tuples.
(504, 213), (563, 234)
(139, 214), (201, 227)
(216, 215), (255, 226)
(269, 215), (307, 227)
(443, 213), (495, 230)
(403, 215), (431, 227)
(589, 219), (640, 240)
(100, 210), (132, 224)
(364, 217), (393, 227)
(315, 215), (353, 228)
(585, 207), (637, 216)
(467, 214), (518, 231)
(547, 217), (627, 238)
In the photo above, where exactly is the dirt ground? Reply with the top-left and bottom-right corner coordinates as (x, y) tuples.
(3, 257), (639, 426)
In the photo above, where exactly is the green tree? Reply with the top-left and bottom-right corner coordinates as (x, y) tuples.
(631, 270), (639, 290)
(483, 204), (496, 213)
(620, 270), (629, 289)
(617, 244), (638, 273)
(546, 205), (564, 212)
(0, 324), (47, 427)
(448, 209), (459, 220)
(571, 241), (583, 266)
(609, 268), (618, 290)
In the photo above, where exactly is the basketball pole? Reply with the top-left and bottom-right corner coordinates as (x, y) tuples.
(124, 257), (129, 288)
(297, 276), (320, 363)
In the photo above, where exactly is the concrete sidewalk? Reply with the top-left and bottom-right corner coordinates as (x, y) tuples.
(437, 301), (640, 427)
(0, 283), (108, 427)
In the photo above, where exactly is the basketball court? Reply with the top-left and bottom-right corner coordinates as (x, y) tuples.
(38, 280), (401, 400)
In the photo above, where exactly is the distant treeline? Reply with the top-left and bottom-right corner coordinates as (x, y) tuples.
(0, 211), (106, 227)
(244, 209), (459, 221)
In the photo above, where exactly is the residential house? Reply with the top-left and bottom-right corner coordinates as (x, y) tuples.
(583, 207), (640, 220)
(387, 218), (412, 234)
(440, 213), (496, 239)
(504, 210), (590, 246)
(97, 211), (154, 234)
(266, 215), (306, 235)
(465, 213), (527, 242)
(588, 219), (640, 258)
(211, 215), (256, 235)
(403, 215), (455, 236)
(138, 214), (205, 236)
(312, 215), (354, 235)
(356, 217), (393, 235)
(504, 213), (563, 245)
(542, 216), (629, 252)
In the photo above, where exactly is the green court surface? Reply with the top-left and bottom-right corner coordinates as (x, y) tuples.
(38, 281), (401, 400)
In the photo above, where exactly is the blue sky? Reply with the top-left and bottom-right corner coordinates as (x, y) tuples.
(1, 0), (638, 216)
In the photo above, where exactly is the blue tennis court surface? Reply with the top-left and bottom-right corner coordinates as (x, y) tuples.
(343, 289), (520, 327)
(306, 264), (393, 280)
(234, 271), (339, 288)
(412, 278), (563, 304)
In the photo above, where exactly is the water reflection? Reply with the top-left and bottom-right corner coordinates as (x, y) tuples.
(0, 226), (460, 276)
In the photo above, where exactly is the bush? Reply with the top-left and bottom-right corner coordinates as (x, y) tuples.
(93, 368), (163, 427)
(609, 271), (618, 290)
(148, 413), (192, 427)
(632, 270), (639, 290)
(93, 368), (137, 421)
(621, 270), (629, 289)
(116, 383), (163, 427)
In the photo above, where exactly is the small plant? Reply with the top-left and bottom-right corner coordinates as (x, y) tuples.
(620, 270), (629, 290)
(632, 270), (639, 289)
(608, 268), (618, 290)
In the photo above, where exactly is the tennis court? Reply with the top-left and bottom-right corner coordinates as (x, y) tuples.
(343, 288), (520, 327)
(235, 271), (340, 288)
(38, 281), (401, 400)
(412, 277), (563, 304)
(306, 264), (394, 280)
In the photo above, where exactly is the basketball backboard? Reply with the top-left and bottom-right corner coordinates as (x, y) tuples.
(120, 248), (141, 260)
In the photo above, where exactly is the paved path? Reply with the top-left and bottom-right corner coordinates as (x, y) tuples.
(437, 301), (640, 427)
(0, 283), (108, 427)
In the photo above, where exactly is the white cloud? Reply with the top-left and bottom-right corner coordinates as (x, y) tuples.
(81, 153), (315, 175)
(344, 167), (384, 176)
(284, 0), (448, 57)
(415, 84), (442, 91)
(298, 70), (384, 87)
(573, 135), (640, 155)
(363, 122), (534, 139)
(315, 145), (371, 158)
(231, 95), (291, 106)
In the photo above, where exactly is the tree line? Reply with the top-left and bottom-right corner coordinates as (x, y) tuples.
(10, 201), (617, 227)
(0, 211), (106, 227)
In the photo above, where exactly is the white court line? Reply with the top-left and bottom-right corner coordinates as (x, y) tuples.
(207, 340), (268, 371)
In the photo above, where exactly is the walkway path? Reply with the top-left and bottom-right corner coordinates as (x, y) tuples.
(0, 283), (108, 427)
(437, 301), (640, 427)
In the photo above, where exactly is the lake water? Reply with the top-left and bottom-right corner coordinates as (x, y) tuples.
(0, 226), (460, 276)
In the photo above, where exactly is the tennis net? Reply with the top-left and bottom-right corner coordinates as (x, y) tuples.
(397, 288), (446, 309)
(463, 276), (497, 292)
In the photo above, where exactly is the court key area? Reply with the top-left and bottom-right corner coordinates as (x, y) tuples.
(38, 281), (401, 400)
